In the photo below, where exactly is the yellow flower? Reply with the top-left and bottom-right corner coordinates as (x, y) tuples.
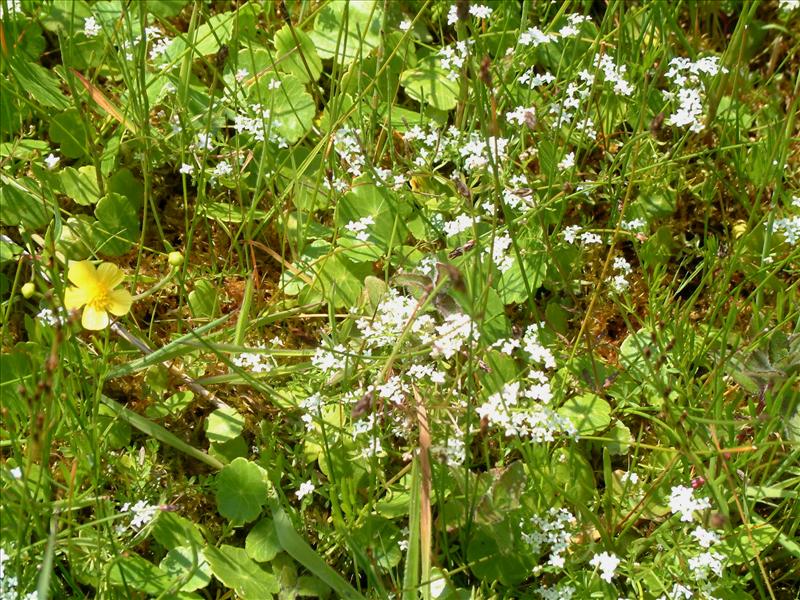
(63, 260), (133, 330)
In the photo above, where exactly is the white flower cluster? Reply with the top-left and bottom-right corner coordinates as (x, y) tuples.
(36, 307), (66, 327)
(668, 485), (711, 522)
(506, 105), (537, 127)
(537, 582), (576, 600)
(295, 480), (315, 500)
(558, 13), (591, 38)
(609, 256), (633, 293)
(484, 234), (514, 272)
(84, 16), (102, 37)
(521, 507), (576, 568)
(780, 0), (800, 11)
(519, 69), (556, 89)
(523, 323), (557, 369)
(299, 392), (323, 431)
(232, 345), (272, 373)
(443, 213), (477, 237)
(440, 40), (473, 80)
(769, 215), (800, 245)
(459, 133), (509, 171)
(312, 344), (349, 374)
(519, 26), (556, 47)
(549, 69), (597, 137)
(590, 551), (621, 583)
(431, 313), (478, 359)
(233, 104), (287, 147)
(344, 215), (375, 242)
(0, 547), (37, 600)
(333, 128), (366, 177)
(663, 55), (727, 133)
(356, 289), (428, 348)
(476, 381), (575, 441)
(373, 167), (407, 190)
(563, 224), (602, 245)
(594, 54), (634, 97)
(433, 435), (466, 467)
(120, 500), (160, 531)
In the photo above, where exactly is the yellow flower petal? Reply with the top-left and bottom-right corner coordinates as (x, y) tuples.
(106, 288), (133, 316)
(82, 305), (109, 330)
(67, 260), (98, 288)
(64, 286), (90, 310)
(96, 262), (125, 289)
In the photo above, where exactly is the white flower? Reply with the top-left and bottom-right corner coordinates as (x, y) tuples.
(312, 344), (348, 374)
(668, 485), (712, 522)
(780, 0), (800, 11)
(469, 4), (492, 19)
(558, 152), (575, 170)
(668, 87), (705, 132)
(691, 527), (720, 549)
(485, 234), (514, 272)
(399, 19), (412, 32)
(519, 27), (556, 47)
(688, 551), (724, 579)
(432, 313), (478, 359)
(443, 213), (476, 237)
(0, 0), (23, 19)
(232, 345), (273, 374)
(121, 500), (160, 530)
(267, 78), (282, 90)
(609, 274), (629, 293)
(235, 68), (249, 81)
(44, 153), (60, 170)
(212, 160), (233, 178)
(194, 132), (214, 150)
(84, 16), (101, 37)
(345, 215), (375, 242)
(590, 551), (620, 583)
(36, 307), (65, 327)
(295, 480), (315, 500)
(446, 4), (458, 25)
(179, 163), (194, 175)
(9, 467), (22, 479)
(619, 471), (639, 485)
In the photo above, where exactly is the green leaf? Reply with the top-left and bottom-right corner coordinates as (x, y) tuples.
(209, 435), (250, 464)
(274, 24), (322, 83)
(215, 457), (269, 524)
(107, 554), (172, 595)
(557, 393), (612, 435)
(59, 166), (101, 206)
(188, 279), (220, 319)
(202, 201), (268, 224)
(206, 406), (245, 443)
(192, 11), (236, 56)
(495, 255), (545, 305)
(250, 74), (315, 143)
(205, 544), (279, 599)
(246, 518), (281, 563)
(93, 192), (140, 256)
(309, 1), (383, 66)
(723, 523), (779, 565)
(8, 60), (70, 110)
(48, 110), (89, 158)
(152, 512), (205, 551)
(400, 56), (459, 111)
(160, 546), (212, 592)
(0, 181), (50, 229)
(604, 420), (633, 455)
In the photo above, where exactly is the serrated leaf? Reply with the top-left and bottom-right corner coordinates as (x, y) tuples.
(206, 544), (279, 599)
(215, 458), (269, 524)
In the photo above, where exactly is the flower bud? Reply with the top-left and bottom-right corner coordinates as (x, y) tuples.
(732, 220), (747, 239)
(168, 251), (184, 267)
(21, 282), (36, 298)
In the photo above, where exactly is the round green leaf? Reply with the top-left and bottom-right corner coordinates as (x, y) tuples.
(206, 544), (279, 598)
(60, 166), (101, 205)
(557, 393), (612, 435)
(309, 0), (382, 66)
(92, 192), (140, 256)
(400, 57), (459, 111)
(107, 555), (172, 595)
(245, 518), (281, 563)
(250, 74), (315, 143)
(604, 420), (633, 455)
(205, 406), (245, 443)
(215, 457), (269, 524)
(160, 546), (212, 592)
(274, 25), (322, 83)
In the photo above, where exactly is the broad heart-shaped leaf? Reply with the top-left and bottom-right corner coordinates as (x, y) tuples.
(303, 250), (371, 309)
(273, 24), (322, 83)
(249, 74), (315, 143)
(309, 0), (382, 66)
(205, 544), (279, 599)
(604, 420), (633, 455)
(557, 393), (612, 436)
(215, 457), (269, 524)
(400, 56), (459, 111)
(107, 554), (173, 595)
(246, 517), (281, 563)
(160, 546), (212, 592)
(205, 406), (245, 443)
(60, 166), (101, 205)
(49, 109), (89, 158)
(466, 521), (531, 586)
(188, 279), (220, 319)
(92, 192), (139, 256)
